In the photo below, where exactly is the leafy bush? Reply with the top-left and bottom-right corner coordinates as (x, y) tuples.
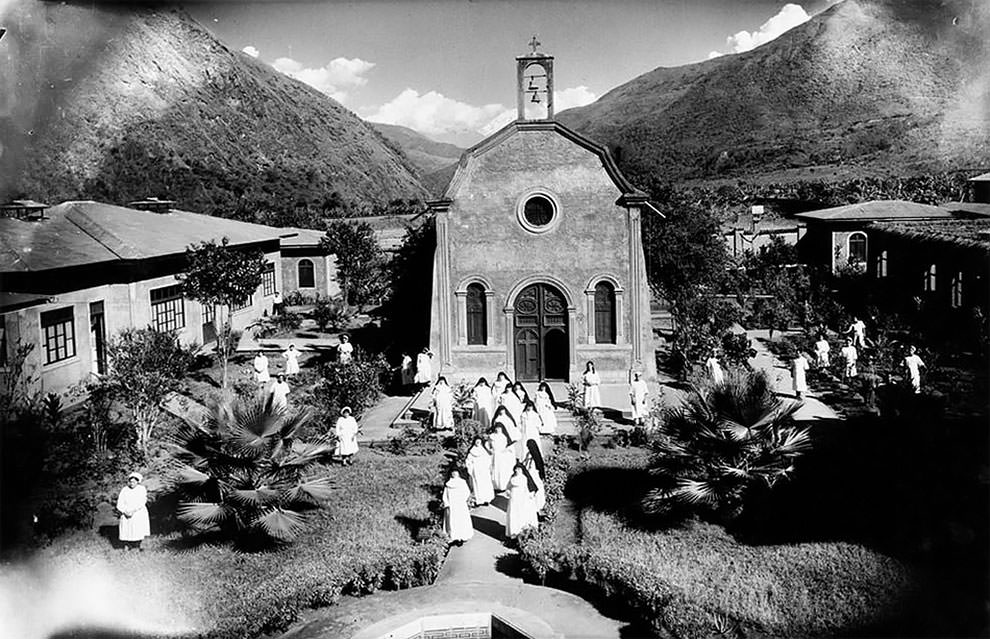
(720, 331), (756, 368)
(171, 396), (336, 546)
(311, 295), (352, 332)
(282, 290), (315, 307)
(312, 356), (388, 426)
(644, 370), (811, 522)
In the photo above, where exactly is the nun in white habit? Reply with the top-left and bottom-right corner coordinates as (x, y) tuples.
(489, 421), (517, 492)
(465, 436), (495, 506)
(442, 470), (474, 545)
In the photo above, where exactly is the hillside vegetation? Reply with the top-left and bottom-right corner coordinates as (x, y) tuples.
(372, 123), (463, 177)
(1, 2), (427, 219)
(558, 0), (990, 187)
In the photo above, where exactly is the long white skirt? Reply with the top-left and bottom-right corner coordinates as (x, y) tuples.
(444, 502), (474, 542)
(505, 487), (537, 537)
(492, 448), (516, 491)
(584, 385), (601, 409)
(119, 508), (150, 542)
(467, 456), (495, 505)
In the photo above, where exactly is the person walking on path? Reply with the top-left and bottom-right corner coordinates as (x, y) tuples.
(840, 339), (858, 380)
(792, 352), (809, 400)
(472, 378), (495, 429)
(705, 348), (725, 386)
(505, 464), (538, 539)
(499, 385), (524, 425)
(414, 347), (433, 388)
(492, 371), (511, 398)
(253, 351), (271, 386)
(524, 440), (547, 515)
(442, 470), (474, 546)
(846, 316), (868, 349)
(489, 421), (516, 492)
(814, 335), (831, 369)
(535, 382), (557, 435)
(902, 345), (927, 394)
(334, 407), (359, 465)
(629, 372), (649, 426)
(492, 405), (522, 449)
(269, 374), (291, 411)
(466, 437), (495, 507)
(519, 401), (543, 459)
(431, 376), (455, 430)
(283, 344), (301, 376)
(337, 334), (354, 364)
(582, 361), (601, 409)
(116, 472), (150, 551)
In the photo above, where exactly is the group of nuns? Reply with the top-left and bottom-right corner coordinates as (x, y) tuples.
(441, 372), (558, 544)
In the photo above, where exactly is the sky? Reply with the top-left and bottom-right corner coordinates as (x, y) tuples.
(180, 1), (841, 146)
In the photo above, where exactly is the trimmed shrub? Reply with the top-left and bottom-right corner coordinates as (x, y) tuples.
(313, 355), (388, 427)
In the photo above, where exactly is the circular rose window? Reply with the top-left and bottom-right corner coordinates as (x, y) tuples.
(516, 191), (560, 234)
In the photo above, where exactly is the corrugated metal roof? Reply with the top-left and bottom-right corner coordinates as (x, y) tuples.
(0, 201), (283, 273)
(793, 200), (953, 222)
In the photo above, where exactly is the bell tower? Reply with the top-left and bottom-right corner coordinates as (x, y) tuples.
(516, 36), (554, 121)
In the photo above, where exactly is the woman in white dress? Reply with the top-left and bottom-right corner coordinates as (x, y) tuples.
(253, 352), (271, 385)
(442, 470), (474, 545)
(705, 349), (724, 386)
(337, 334), (354, 363)
(519, 401), (543, 459)
(524, 439), (547, 515)
(499, 386), (524, 425)
(582, 361), (602, 409)
(505, 464), (538, 538)
(283, 344), (301, 376)
(269, 374), (291, 411)
(431, 376), (455, 430)
(334, 407), (359, 465)
(492, 371), (511, 398)
(465, 436), (495, 506)
(840, 339), (858, 380)
(471, 378), (495, 429)
(492, 405), (521, 447)
(117, 471), (150, 550)
(792, 353), (809, 399)
(489, 422), (516, 492)
(400, 353), (415, 387)
(629, 372), (649, 426)
(414, 348), (433, 386)
(513, 382), (530, 406)
(534, 382), (557, 435)
(814, 335), (831, 369)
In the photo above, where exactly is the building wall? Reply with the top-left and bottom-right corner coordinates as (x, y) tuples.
(281, 253), (339, 298)
(724, 226), (804, 258)
(2, 250), (281, 397)
(429, 127), (655, 384)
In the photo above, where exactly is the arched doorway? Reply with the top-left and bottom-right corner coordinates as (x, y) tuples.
(513, 283), (569, 381)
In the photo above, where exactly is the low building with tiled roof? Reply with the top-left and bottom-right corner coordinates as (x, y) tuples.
(279, 227), (339, 298)
(1, 200), (286, 396)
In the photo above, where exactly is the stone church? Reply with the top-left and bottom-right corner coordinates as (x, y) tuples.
(428, 42), (657, 384)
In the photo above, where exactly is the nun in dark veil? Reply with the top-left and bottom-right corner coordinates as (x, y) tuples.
(524, 439), (547, 514)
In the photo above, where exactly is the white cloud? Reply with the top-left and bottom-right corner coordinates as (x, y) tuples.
(708, 51), (724, 60)
(242, 45), (259, 58)
(554, 85), (597, 111)
(710, 3), (811, 58)
(271, 56), (376, 103)
(364, 88), (509, 139)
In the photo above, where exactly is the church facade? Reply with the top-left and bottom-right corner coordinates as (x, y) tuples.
(427, 44), (657, 384)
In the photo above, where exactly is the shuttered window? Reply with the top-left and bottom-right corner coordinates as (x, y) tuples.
(594, 281), (616, 344)
(466, 283), (487, 345)
(298, 259), (315, 288)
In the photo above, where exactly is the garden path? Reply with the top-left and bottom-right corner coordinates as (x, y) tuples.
(279, 439), (631, 639)
(747, 329), (841, 422)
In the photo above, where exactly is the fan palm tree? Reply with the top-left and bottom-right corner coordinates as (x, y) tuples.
(644, 370), (811, 522)
(170, 395), (336, 545)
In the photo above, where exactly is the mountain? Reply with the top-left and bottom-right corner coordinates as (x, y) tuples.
(371, 123), (464, 177)
(557, 0), (990, 187)
(0, 2), (427, 217)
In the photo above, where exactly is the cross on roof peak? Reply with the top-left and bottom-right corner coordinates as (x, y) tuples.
(528, 35), (541, 54)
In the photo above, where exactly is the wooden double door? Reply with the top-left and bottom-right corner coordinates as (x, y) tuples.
(514, 283), (569, 381)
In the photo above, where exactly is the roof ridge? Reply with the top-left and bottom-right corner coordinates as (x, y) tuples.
(63, 201), (141, 259)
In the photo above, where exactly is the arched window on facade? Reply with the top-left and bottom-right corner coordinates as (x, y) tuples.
(876, 250), (888, 278)
(466, 283), (487, 345)
(594, 281), (616, 344)
(924, 263), (937, 293)
(951, 272), (963, 308)
(848, 232), (867, 264)
(298, 259), (315, 288)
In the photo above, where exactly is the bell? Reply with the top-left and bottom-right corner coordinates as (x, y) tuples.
(530, 92), (541, 103)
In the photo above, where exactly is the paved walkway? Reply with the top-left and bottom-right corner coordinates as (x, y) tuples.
(280, 440), (631, 639)
(747, 329), (841, 422)
(357, 394), (416, 443)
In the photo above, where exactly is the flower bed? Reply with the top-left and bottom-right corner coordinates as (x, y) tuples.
(6, 451), (446, 639)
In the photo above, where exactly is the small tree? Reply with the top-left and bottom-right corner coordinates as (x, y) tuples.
(321, 220), (387, 306)
(171, 396), (335, 546)
(644, 370), (811, 522)
(180, 237), (266, 389)
(103, 327), (194, 458)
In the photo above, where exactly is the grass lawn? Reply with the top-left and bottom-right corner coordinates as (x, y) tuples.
(3, 450), (446, 639)
(520, 445), (959, 639)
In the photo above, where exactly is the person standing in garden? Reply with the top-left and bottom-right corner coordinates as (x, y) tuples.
(334, 407), (359, 465)
(792, 352), (809, 400)
(505, 464), (538, 539)
(269, 374), (291, 411)
(116, 472), (150, 551)
(902, 345), (926, 394)
(431, 376), (455, 430)
(705, 348), (725, 386)
(414, 347), (433, 388)
(629, 372), (649, 426)
(283, 343), (301, 377)
(272, 290), (283, 316)
(338, 334), (354, 363)
(442, 470), (474, 546)
(400, 353), (415, 388)
(466, 436), (495, 507)
(814, 334), (831, 369)
(840, 338), (858, 380)
(535, 381), (557, 435)
(582, 361), (601, 409)
(253, 351), (270, 387)
(847, 316), (868, 349)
